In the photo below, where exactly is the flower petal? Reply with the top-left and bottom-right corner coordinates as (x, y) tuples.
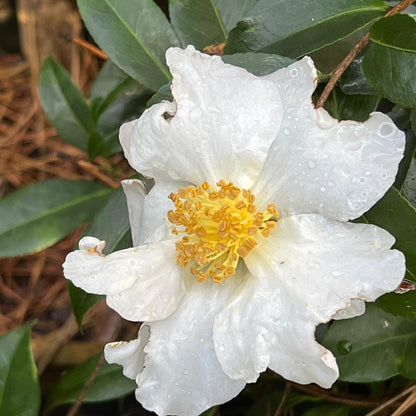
(120, 45), (283, 189)
(104, 325), (150, 380)
(135, 278), (246, 416)
(121, 179), (146, 246)
(63, 237), (188, 321)
(123, 180), (183, 245)
(332, 299), (366, 320)
(214, 214), (405, 386)
(253, 58), (405, 221)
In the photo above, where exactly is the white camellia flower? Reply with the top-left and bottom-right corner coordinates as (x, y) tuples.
(64, 46), (406, 416)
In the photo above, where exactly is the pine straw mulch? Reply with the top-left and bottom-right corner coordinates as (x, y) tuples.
(0, 51), (135, 375)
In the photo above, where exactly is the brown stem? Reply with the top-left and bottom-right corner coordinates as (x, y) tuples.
(65, 353), (106, 416)
(273, 382), (292, 416)
(293, 384), (380, 408)
(315, 0), (416, 109)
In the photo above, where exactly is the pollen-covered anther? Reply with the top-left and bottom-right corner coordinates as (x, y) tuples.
(167, 180), (279, 282)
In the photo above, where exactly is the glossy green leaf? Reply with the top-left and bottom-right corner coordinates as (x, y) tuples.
(323, 304), (416, 382)
(77, 0), (179, 91)
(0, 326), (41, 416)
(222, 52), (293, 75)
(169, 0), (257, 49)
(323, 87), (380, 122)
(69, 187), (132, 327)
(363, 15), (416, 108)
(377, 291), (416, 320)
(370, 14), (416, 53)
(39, 57), (94, 150)
(45, 354), (135, 412)
(362, 187), (416, 282)
(0, 179), (112, 257)
(146, 82), (173, 107)
(340, 56), (374, 95)
(225, 0), (386, 58)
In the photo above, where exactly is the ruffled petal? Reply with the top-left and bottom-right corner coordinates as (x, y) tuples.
(63, 237), (188, 321)
(120, 45), (283, 189)
(135, 278), (246, 416)
(214, 214), (405, 386)
(121, 179), (146, 246)
(104, 325), (150, 380)
(123, 180), (184, 245)
(332, 299), (366, 320)
(253, 58), (405, 221)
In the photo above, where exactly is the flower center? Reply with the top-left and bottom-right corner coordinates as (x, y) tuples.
(167, 180), (278, 283)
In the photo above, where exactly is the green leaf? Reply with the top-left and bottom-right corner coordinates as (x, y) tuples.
(169, 0), (257, 49)
(323, 87), (380, 122)
(370, 14), (416, 53)
(340, 56), (374, 95)
(377, 291), (416, 320)
(146, 82), (173, 107)
(362, 187), (416, 282)
(39, 57), (94, 151)
(69, 187), (133, 327)
(222, 52), (293, 75)
(363, 15), (416, 108)
(323, 303), (416, 382)
(77, 0), (179, 91)
(45, 354), (136, 412)
(225, 0), (386, 58)
(0, 326), (41, 416)
(0, 179), (112, 257)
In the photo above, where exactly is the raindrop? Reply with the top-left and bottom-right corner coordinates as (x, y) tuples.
(290, 68), (298, 77)
(377, 122), (394, 137)
(320, 187), (326, 192)
(337, 340), (352, 355)
(219, 345), (225, 351)
(200, 338), (205, 343)
(308, 160), (316, 169)
(284, 128), (291, 135)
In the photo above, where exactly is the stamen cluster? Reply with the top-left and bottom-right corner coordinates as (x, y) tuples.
(167, 180), (278, 282)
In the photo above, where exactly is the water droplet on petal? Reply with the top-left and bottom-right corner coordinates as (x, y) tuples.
(290, 68), (298, 77)
(308, 160), (316, 169)
(284, 128), (291, 135)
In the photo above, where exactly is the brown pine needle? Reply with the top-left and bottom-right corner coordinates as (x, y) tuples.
(72, 37), (108, 60)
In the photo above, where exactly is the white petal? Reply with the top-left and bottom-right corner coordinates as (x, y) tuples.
(332, 299), (366, 320)
(214, 214), (405, 387)
(253, 58), (405, 221)
(104, 325), (150, 380)
(121, 179), (146, 246)
(135, 278), (246, 416)
(120, 45), (283, 189)
(63, 238), (188, 321)
(123, 180), (183, 245)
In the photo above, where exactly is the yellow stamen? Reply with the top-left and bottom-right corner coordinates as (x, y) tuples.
(167, 180), (278, 282)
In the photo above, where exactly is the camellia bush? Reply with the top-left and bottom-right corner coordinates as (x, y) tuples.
(1, 0), (416, 415)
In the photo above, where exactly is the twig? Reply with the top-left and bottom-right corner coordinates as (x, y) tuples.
(274, 382), (292, 416)
(365, 384), (416, 416)
(66, 353), (106, 416)
(293, 384), (379, 408)
(315, 0), (416, 109)
(65, 317), (123, 416)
